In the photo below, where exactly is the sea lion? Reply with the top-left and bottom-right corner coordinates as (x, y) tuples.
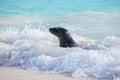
(49, 27), (104, 50)
(49, 27), (78, 47)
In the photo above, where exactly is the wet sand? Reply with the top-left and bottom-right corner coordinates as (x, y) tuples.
(0, 66), (106, 80)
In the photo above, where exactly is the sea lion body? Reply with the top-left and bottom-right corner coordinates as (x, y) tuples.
(49, 27), (78, 48)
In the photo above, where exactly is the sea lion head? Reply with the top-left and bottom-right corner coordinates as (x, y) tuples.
(49, 27), (78, 47)
(49, 27), (68, 38)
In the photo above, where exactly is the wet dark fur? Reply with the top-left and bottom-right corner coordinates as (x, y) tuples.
(49, 27), (78, 47)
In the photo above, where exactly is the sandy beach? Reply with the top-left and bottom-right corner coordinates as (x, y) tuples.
(0, 66), (106, 80)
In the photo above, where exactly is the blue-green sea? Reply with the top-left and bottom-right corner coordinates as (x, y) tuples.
(0, 0), (120, 79)
(0, 0), (120, 38)
(0, 0), (120, 15)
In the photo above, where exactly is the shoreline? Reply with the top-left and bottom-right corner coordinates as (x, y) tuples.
(0, 66), (106, 80)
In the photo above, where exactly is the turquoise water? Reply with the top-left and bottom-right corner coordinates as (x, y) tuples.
(0, 0), (120, 15)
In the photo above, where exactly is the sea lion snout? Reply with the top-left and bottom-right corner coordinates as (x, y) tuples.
(49, 28), (58, 36)
(49, 28), (57, 33)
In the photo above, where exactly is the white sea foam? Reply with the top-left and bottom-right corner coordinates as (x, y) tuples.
(0, 27), (120, 80)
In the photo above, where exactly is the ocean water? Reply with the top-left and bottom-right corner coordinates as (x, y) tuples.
(0, 0), (120, 80)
